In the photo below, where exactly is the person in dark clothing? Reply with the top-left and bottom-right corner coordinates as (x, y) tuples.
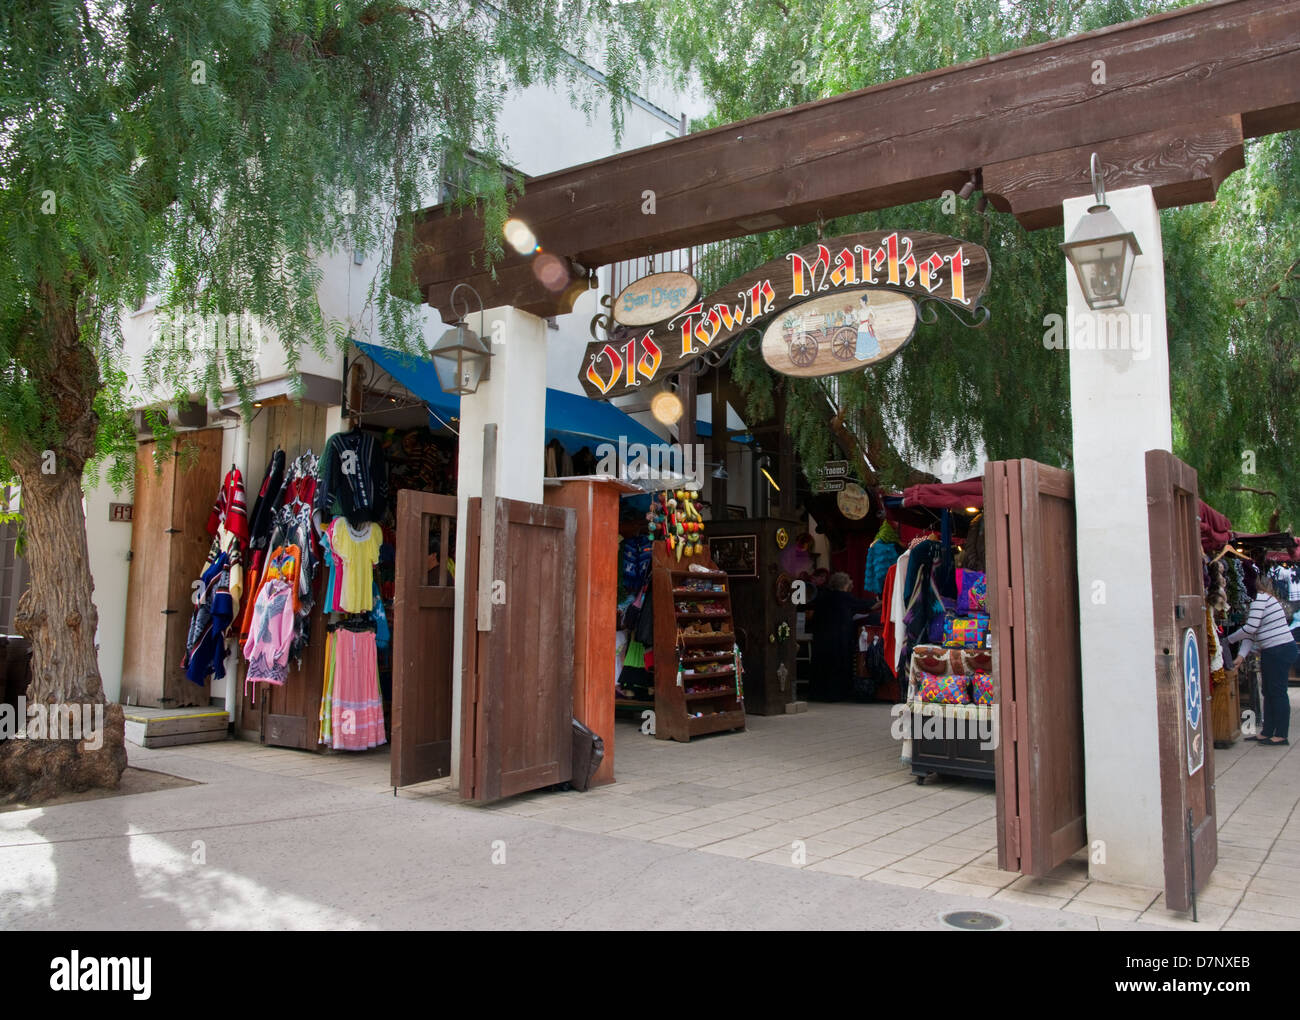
(809, 572), (875, 701)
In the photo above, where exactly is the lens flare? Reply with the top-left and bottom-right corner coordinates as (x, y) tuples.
(503, 218), (537, 255)
(532, 252), (570, 292)
(650, 390), (684, 425)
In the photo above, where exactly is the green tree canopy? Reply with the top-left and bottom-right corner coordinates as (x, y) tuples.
(0, 0), (663, 793)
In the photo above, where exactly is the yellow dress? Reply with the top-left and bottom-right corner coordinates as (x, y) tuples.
(329, 520), (381, 613)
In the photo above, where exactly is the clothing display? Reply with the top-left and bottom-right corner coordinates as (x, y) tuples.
(312, 429), (393, 750)
(317, 429), (389, 526)
(328, 520), (383, 613)
(181, 467), (249, 686)
(243, 578), (295, 698)
(319, 624), (387, 750)
(181, 549), (236, 687)
(207, 466), (249, 544)
(863, 521), (902, 596)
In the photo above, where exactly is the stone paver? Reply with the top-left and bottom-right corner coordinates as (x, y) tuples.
(64, 689), (1300, 929)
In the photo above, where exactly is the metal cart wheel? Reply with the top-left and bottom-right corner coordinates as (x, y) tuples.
(831, 325), (857, 361)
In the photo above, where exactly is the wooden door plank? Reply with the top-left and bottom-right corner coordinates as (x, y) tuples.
(121, 441), (174, 707)
(461, 495), (576, 802)
(1147, 449), (1218, 911)
(392, 491), (457, 788)
(1022, 462), (1086, 873)
(458, 498), (484, 800)
(987, 461), (1018, 872)
(164, 428), (223, 707)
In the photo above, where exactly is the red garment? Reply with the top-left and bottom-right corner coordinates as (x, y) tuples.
(880, 562), (898, 677)
(830, 531), (872, 598)
(208, 468), (249, 543)
(902, 477), (983, 511)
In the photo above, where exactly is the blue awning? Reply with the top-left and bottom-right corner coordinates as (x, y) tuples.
(354, 341), (661, 453)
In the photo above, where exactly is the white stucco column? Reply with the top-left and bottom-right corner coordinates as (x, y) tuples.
(1066, 185), (1172, 888)
(449, 306), (548, 784)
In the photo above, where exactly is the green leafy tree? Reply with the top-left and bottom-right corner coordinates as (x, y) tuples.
(665, 0), (1299, 530)
(0, 0), (659, 797)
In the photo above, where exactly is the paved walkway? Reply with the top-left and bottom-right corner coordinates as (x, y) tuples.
(2, 697), (1297, 930)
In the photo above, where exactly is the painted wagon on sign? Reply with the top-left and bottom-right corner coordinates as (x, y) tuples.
(780, 307), (864, 367)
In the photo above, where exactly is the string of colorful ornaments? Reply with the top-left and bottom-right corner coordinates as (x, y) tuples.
(646, 489), (705, 560)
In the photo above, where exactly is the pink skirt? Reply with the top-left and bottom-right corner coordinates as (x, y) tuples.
(330, 629), (386, 751)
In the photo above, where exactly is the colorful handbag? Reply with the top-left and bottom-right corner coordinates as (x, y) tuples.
(918, 671), (970, 705)
(971, 671), (994, 705)
(943, 613), (990, 649)
(956, 569), (988, 614)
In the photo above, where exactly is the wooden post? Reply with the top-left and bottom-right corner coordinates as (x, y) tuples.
(710, 372), (726, 518)
(477, 422), (497, 632)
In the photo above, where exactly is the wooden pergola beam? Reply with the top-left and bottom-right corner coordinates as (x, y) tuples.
(403, 0), (1300, 319)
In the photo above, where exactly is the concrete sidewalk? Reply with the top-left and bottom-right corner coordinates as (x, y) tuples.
(0, 740), (1163, 931)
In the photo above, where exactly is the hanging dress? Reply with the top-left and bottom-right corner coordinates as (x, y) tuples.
(329, 520), (382, 614)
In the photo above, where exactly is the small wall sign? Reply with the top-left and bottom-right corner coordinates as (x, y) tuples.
(837, 483), (871, 520)
(612, 271), (700, 328)
(109, 503), (134, 523)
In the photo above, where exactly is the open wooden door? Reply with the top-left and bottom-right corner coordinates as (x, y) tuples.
(460, 496), (576, 802)
(1146, 449), (1217, 911)
(986, 459), (1086, 875)
(391, 490), (457, 788)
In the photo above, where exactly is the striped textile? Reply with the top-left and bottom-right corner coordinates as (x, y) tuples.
(1229, 594), (1295, 651)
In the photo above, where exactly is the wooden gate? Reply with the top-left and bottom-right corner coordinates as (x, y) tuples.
(986, 459), (1086, 875)
(121, 429), (223, 708)
(1146, 449), (1217, 911)
(391, 490), (457, 787)
(460, 496), (576, 802)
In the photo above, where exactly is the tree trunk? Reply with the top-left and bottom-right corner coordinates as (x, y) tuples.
(0, 289), (127, 801)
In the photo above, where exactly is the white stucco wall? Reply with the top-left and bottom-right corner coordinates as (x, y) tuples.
(83, 480), (134, 705)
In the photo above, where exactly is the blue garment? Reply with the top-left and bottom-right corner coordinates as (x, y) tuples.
(863, 539), (902, 595)
(182, 551), (234, 686)
(372, 581), (391, 649)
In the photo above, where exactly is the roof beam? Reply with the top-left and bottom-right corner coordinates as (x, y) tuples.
(402, 0), (1300, 319)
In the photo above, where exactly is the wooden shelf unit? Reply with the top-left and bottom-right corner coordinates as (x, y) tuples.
(651, 547), (746, 742)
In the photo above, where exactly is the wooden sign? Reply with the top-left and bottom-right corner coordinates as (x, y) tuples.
(761, 288), (917, 377)
(580, 230), (989, 399)
(109, 503), (133, 523)
(823, 460), (849, 478)
(612, 271), (699, 327)
(837, 483), (871, 520)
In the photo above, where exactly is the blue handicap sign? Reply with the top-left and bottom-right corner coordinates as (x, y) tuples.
(1183, 627), (1204, 776)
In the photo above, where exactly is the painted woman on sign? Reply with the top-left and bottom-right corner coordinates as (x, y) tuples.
(854, 293), (880, 361)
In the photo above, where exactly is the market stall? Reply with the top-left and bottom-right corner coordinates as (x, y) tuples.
(876, 479), (994, 783)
